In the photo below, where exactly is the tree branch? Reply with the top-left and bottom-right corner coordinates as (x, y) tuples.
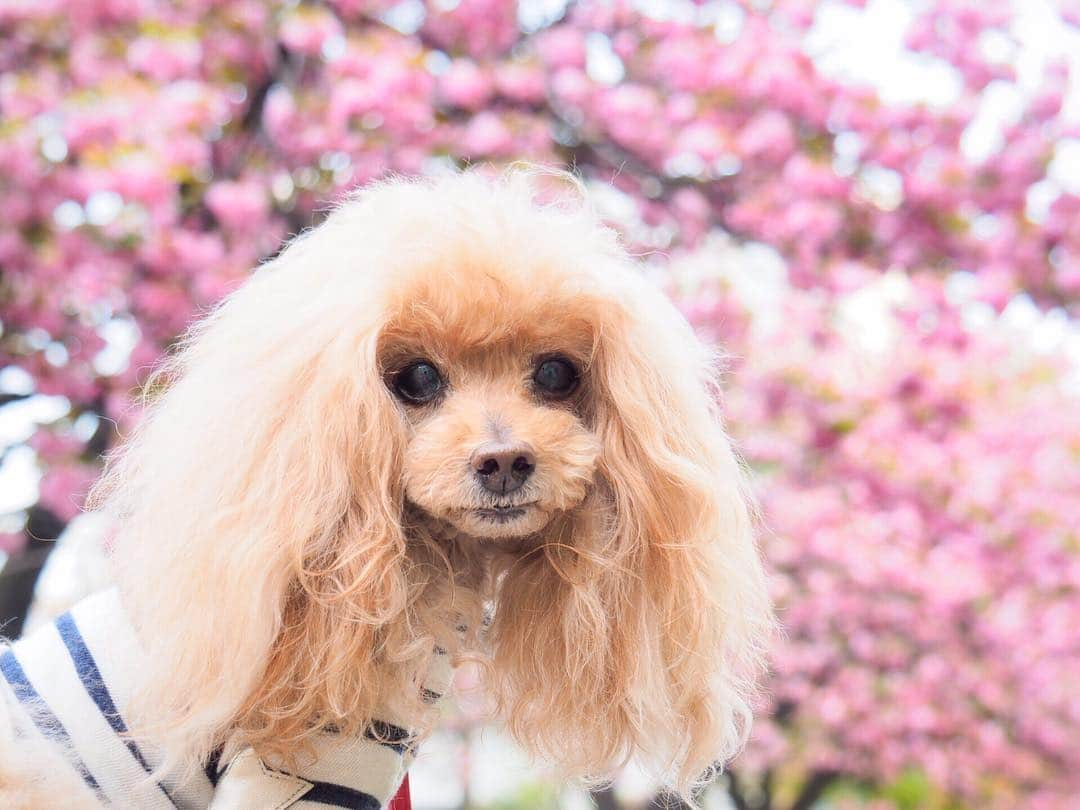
(789, 770), (840, 810)
(0, 505), (67, 638)
(590, 787), (620, 810)
(726, 770), (750, 810)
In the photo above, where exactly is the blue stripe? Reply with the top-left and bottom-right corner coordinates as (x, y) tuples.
(206, 744), (223, 786)
(365, 719), (413, 755)
(325, 719), (415, 755)
(56, 612), (177, 806)
(0, 648), (106, 801)
(303, 780), (381, 809)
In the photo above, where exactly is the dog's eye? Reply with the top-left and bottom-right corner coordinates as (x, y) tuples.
(533, 357), (578, 399)
(393, 361), (443, 404)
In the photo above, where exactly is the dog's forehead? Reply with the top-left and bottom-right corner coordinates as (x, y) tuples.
(380, 260), (602, 359)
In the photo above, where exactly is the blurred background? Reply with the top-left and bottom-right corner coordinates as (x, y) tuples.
(1, 0), (1079, 807)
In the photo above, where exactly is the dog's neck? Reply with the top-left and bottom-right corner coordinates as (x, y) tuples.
(403, 504), (469, 545)
(400, 501), (550, 636)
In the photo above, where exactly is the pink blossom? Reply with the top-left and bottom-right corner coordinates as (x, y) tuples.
(279, 7), (344, 56)
(736, 110), (796, 164)
(536, 27), (586, 69)
(38, 463), (98, 522)
(205, 179), (269, 233)
(439, 60), (494, 111)
(493, 61), (547, 105)
(127, 35), (202, 82)
(461, 112), (514, 157)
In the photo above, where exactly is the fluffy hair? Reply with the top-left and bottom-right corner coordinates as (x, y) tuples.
(88, 166), (773, 801)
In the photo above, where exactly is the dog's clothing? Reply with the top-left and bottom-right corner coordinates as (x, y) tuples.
(0, 588), (451, 808)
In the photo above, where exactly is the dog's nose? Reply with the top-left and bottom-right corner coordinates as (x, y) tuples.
(471, 442), (535, 494)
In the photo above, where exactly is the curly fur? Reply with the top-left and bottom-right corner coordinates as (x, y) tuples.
(87, 166), (773, 801)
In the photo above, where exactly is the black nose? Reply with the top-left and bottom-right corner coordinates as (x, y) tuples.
(471, 442), (535, 494)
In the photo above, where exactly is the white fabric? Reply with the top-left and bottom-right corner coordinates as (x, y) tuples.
(1, 588), (450, 808)
(208, 749), (312, 809)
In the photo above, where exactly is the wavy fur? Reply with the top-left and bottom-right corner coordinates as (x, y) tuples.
(88, 166), (773, 800)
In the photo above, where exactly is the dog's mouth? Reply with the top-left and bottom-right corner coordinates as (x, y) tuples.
(408, 496), (552, 540)
(472, 501), (537, 523)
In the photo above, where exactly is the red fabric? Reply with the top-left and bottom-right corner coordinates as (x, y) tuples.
(388, 774), (411, 810)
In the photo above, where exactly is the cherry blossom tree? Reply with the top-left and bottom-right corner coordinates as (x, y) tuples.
(1, 0), (1077, 806)
(681, 268), (1080, 809)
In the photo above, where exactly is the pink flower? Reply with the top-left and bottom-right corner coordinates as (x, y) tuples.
(536, 27), (586, 69)
(461, 112), (514, 157)
(439, 60), (494, 111)
(736, 110), (796, 164)
(673, 121), (728, 164)
(127, 35), (202, 82)
(493, 62), (546, 105)
(279, 7), (344, 56)
(204, 179), (270, 233)
(38, 463), (98, 522)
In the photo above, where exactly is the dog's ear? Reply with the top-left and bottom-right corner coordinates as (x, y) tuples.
(591, 277), (774, 794)
(491, 268), (773, 799)
(90, 197), (414, 771)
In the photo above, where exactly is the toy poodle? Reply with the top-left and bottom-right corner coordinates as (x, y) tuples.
(0, 167), (772, 808)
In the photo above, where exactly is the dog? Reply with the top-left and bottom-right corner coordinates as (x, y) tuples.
(0, 167), (772, 808)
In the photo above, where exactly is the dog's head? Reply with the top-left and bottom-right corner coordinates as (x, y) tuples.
(94, 168), (772, 798)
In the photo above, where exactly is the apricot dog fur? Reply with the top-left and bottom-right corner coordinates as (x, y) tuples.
(85, 167), (772, 800)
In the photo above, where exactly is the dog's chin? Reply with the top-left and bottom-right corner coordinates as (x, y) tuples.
(439, 503), (554, 540)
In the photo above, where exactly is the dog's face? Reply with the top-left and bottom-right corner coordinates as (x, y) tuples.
(379, 266), (603, 540)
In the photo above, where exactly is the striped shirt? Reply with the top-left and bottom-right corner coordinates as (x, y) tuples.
(0, 588), (452, 809)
